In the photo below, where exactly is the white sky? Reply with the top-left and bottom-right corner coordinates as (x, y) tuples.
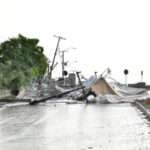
(0, 0), (150, 84)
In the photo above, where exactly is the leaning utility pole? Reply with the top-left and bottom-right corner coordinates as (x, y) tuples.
(49, 35), (66, 79)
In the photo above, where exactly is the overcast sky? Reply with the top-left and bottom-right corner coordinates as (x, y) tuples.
(0, 0), (150, 84)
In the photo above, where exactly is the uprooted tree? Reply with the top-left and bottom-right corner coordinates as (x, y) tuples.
(0, 34), (48, 95)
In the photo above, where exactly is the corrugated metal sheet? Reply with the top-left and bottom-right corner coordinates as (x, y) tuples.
(91, 78), (119, 96)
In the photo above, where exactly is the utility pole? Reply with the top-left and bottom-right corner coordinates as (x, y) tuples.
(60, 47), (76, 78)
(49, 35), (66, 79)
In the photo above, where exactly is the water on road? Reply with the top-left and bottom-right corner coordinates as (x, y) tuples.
(0, 101), (150, 150)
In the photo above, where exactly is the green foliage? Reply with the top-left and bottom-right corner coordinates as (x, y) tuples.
(0, 34), (48, 90)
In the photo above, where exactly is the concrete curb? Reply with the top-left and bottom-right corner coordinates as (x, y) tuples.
(133, 101), (150, 121)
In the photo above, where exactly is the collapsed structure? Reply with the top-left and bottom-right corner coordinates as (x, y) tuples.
(91, 77), (119, 96)
(83, 76), (149, 103)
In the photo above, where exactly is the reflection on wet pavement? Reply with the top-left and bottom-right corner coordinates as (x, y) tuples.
(0, 101), (150, 150)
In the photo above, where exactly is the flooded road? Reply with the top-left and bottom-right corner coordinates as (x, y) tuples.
(0, 101), (150, 150)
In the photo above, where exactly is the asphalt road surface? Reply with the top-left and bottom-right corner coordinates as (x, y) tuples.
(0, 101), (150, 150)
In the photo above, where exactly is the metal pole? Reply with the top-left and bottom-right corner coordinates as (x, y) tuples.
(141, 70), (143, 82)
(125, 75), (127, 86)
(124, 69), (129, 86)
(94, 72), (97, 79)
(61, 51), (65, 86)
(76, 72), (88, 103)
(47, 60), (51, 76)
(61, 50), (67, 78)
(48, 63), (50, 76)
(49, 35), (66, 79)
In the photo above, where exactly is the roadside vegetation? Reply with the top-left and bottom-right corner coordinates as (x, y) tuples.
(0, 34), (48, 95)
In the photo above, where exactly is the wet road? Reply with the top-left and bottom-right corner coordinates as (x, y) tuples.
(0, 101), (150, 150)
